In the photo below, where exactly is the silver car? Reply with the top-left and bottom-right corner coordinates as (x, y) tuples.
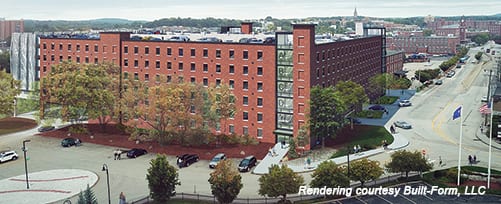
(393, 121), (412, 129)
(398, 100), (412, 107)
(209, 153), (226, 169)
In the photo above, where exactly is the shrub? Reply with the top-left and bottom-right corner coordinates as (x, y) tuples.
(375, 96), (399, 104)
(240, 134), (259, 145)
(69, 125), (88, 134)
(184, 129), (209, 146)
(356, 110), (383, 118)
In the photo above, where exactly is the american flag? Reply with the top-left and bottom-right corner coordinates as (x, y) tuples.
(479, 103), (491, 114)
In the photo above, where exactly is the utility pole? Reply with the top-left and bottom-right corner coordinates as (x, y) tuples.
(22, 140), (31, 189)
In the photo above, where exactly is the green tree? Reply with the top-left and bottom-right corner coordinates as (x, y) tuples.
(258, 164), (304, 203)
(0, 70), (21, 116)
(209, 83), (237, 135)
(41, 61), (119, 130)
(475, 52), (483, 61)
(146, 155), (180, 203)
(208, 159), (243, 204)
(311, 161), (350, 188)
(369, 73), (394, 96)
(0, 52), (9, 72)
(423, 29), (433, 37)
(385, 150), (433, 178)
(77, 184), (98, 204)
(472, 33), (490, 45)
(310, 86), (347, 146)
(334, 80), (368, 111)
(349, 158), (383, 186)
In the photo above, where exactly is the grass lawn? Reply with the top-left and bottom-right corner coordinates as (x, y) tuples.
(329, 125), (393, 158)
(375, 96), (399, 104)
(423, 166), (501, 195)
(0, 117), (38, 135)
(463, 166), (501, 175)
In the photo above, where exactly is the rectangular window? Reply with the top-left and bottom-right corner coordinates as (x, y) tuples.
(178, 48), (183, 57)
(51, 43), (55, 50)
(257, 82), (263, 91)
(243, 81), (248, 90)
(191, 48), (196, 57)
(243, 96), (248, 105)
(243, 66), (248, 75)
(167, 62), (172, 69)
(155, 61), (160, 69)
(229, 50), (235, 59)
(229, 80), (234, 89)
(85, 57), (89, 63)
(124, 72), (129, 79)
(124, 46), (128, 53)
(167, 75), (172, 82)
(216, 49), (221, 58)
(203, 78), (208, 86)
(203, 64), (208, 72)
(178, 76), (184, 83)
(190, 77), (196, 84)
(134, 46), (138, 54)
(85, 44), (89, 52)
(257, 67), (263, 75)
(76, 44), (80, 51)
(229, 125), (235, 134)
(191, 63), (196, 71)
(59, 43), (63, 50)
(68, 56), (72, 61)
(145, 60), (149, 68)
(59, 55), (63, 62)
(145, 47), (149, 54)
(216, 64), (221, 73)
(94, 45), (99, 52)
(134, 73), (139, 80)
(243, 50), (248, 59)
(190, 105), (196, 113)
(178, 62), (183, 71)
(167, 48), (172, 56)
(134, 60), (139, 67)
(257, 51), (263, 60)
(203, 49), (208, 57)
(257, 113), (263, 122)
(216, 79), (221, 87)
(43, 43), (47, 49)
(257, 98), (263, 106)
(76, 57), (80, 63)
(243, 127), (249, 135)
(156, 47), (160, 55)
(43, 55), (47, 61)
(155, 74), (160, 83)
(243, 112), (249, 120)
(145, 74), (149, 81)
(257, 128), (263, 138)
(51, 55), (55, 61)
(229, 65), (235, 74)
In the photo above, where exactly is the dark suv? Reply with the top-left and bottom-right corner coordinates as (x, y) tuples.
(177, 154), (199, 168)
(238, 155), (257, 172)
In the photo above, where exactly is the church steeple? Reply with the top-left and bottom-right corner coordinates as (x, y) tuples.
(354, 7), (358, 19)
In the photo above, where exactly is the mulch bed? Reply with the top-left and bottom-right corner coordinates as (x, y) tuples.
(0, 117), (38, 135)
(36, 123), (274, 160)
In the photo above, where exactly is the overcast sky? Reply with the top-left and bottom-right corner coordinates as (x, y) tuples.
(1, 0), (500, 21)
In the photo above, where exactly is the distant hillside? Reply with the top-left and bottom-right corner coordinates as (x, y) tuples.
(23, 18), (147, 32)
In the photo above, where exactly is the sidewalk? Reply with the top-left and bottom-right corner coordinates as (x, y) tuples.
(475, 124), (501, 150)
(0, 169), (98, 204)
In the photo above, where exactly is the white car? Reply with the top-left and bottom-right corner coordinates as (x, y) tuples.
(481, 96), (488, 102)
(0, 150), (19, 163)
(398, 100), (412, 107)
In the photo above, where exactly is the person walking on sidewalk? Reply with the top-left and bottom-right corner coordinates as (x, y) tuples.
(119, 192), (126, 204)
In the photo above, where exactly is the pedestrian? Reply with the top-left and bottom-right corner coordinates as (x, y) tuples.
(474, 155), (477, 163)
(353, 145), (357, 153)
(306, 157), (311, 168)
(481, 125), (484, 133)
(304, 158), (308, 169)
(268, 148), (272, 157)
(357, 145), (361, 152)
(439, 156), (443, 166)
(468, 155), (472, 164)
(113, 150), (118, 160)
(281, 140), (286, 149)
(119, 192), (126, 204)
(272, 147), (277, 157)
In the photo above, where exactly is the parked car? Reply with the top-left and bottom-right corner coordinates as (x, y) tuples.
(38, 125), (55, 132)
(238, 155), (257, 172)
(346, 117), (362, 124)
(209, 153), (226, 168)
(61, 138), (82, 147)
(369, 105), (386, 111)
(446, 71), (455, 78)
(435, 80), (443, 85)
(398, 100), (412, 107)
(177, 154), (199, 168)
(393, 121), (412, 129)
(0, 150), (18, 163)
(127, 148), (148, 158)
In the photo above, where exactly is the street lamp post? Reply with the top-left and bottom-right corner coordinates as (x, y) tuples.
(102, 164), (111, 204)
(485, 69), (494, 125)
(347, 146), (351, 177)
(22, 140), (31, 189)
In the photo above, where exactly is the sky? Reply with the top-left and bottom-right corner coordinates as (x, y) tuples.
(1, 0), (500, 21)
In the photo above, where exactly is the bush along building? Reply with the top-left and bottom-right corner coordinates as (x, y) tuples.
(39, 23), (385, 150)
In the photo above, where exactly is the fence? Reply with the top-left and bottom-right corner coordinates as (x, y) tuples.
(129, 172), (419, 204)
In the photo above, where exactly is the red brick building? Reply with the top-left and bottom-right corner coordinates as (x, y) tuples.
(39, 23), (383, 150)
(0, 19), (24, 41)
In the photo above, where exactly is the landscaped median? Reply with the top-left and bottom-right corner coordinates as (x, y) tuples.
(329, 125), (394, 159)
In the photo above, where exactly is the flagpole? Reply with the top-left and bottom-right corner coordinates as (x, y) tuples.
(457, 106), (463, 186)
(488, 101), (493, 189)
